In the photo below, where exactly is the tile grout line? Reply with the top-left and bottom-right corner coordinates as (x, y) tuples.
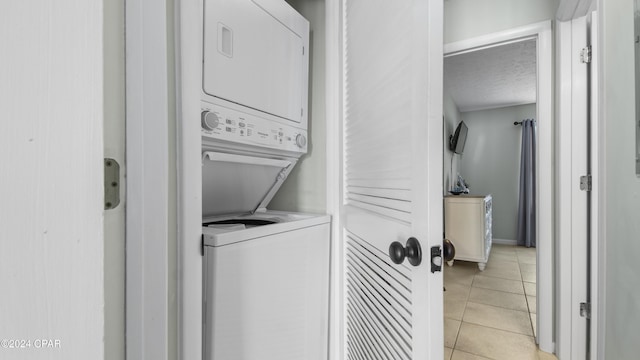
(452, 269), (537, 359)
(471, 284), (526, 295)
(446, 245), (541, 358)
(518, 253), (537, 342)
(464, 299), (533, 316)
(451, 268), (478, 356)
(452, 273), (474, 351)
(458, 319), (536, 338)
(466, 270), (535, 337)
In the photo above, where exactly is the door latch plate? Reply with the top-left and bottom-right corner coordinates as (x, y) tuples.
(431, 246), (443, 273)
(580, 175), (592, 191)
(580, 302), (591, 319)
(104, 158), (120, 210)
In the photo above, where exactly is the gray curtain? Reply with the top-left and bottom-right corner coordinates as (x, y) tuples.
(517, 119), (536, 247)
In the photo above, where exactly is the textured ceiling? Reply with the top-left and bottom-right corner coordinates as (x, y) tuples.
(444, 39), (537, 113)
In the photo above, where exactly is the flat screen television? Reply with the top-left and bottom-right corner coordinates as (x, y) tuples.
(449, 121), (468, 154)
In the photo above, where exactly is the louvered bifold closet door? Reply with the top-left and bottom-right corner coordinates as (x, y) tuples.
(342, 1), (428, 359)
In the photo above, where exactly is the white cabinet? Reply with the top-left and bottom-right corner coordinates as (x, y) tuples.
(444, 195), (492, 270)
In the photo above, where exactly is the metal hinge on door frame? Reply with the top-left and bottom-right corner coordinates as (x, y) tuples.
(580, 174), (592, 191)
(580, 45), (592, 64)
(580, 302), (592, 319)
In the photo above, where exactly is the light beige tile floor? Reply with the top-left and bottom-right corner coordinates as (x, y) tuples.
(444, 244), (557, 360)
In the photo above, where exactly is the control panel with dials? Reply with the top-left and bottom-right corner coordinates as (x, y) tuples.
(201, 103), (308, 154)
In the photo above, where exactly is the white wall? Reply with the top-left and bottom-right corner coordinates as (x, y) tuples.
(459, 104), (536, 241)
(599, 0), (640, 357)
(271, 0), (327, 214)
(444, 91), (463, 194)
(0, 1), (104, 360)
(444, 0), (559, 43)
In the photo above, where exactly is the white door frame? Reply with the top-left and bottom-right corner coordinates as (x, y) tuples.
(443, 21), (555, 353)
(557, 3), (601, 359)
(104, 0), (126, 358)
(125, 0), (171, 359)
(325, 1), (343, 360)
(175, 0), (205, 359)
(591, 9), (602, 359)
(588, 12), (600, 359)
(556, 19), (578, 360)
(556, 12), (600, 360)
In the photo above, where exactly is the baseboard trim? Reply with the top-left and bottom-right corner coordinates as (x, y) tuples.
(493, 238), (517, 246)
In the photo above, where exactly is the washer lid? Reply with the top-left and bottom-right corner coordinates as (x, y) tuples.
(202, 151), (295, 217)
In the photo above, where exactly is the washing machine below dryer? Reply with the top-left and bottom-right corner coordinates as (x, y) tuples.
(201, 150), (331, 360)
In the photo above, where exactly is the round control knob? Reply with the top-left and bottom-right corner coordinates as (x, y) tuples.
(295, 134), (307, 148)
(201, 111), (220, 131)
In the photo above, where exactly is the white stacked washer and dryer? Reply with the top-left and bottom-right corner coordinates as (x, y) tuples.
(200, 0), (330, 359)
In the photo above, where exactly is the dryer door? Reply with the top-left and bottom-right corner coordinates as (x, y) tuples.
(202, 151), (295, 217)
(203, 0), (309, 124)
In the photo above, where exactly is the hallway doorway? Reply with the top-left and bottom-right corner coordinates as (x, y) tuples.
(442, 21), (554, 355)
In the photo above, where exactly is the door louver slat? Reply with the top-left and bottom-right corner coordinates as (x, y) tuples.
(347, 287), (411, 359)
(346, 234), (412, 360)
(343, 0), (413, 223)
(347, 313), (387, 360)
(346, 240), (411, 311)
(346, 255), (412, 324)
(347, 308), (404, 360)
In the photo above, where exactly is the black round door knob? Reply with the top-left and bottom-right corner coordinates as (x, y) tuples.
(389, 242), (406, 264)
(388, 237), (422, 266)
(443, 238), (456, 262)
